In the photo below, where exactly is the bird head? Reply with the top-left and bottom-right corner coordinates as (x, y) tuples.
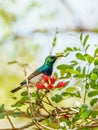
(45, 55), (63, 65)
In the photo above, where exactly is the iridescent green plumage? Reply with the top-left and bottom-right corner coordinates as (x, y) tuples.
(11, 55), (59, 93)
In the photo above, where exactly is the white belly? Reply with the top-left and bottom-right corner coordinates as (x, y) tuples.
(28, 73), (43, 87)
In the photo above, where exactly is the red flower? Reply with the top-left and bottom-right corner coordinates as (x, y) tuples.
(48, 84), (53, 89)
(42, 75), (49, 83)
(62, 115), (69, 119)
(50, 76), (56, 84)
(36, 83), (46, 89)
(56, 81), (69, 88)
(36, 75), (69, 90)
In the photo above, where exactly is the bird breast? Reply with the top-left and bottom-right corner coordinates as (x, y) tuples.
(28, 73), (43, 87)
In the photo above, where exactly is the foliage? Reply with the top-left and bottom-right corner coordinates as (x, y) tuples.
(0, 33), (98, 130)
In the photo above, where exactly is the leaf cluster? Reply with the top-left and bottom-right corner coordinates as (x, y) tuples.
(0, 34), (98, 130)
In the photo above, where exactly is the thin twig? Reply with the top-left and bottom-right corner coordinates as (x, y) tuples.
(50, 28), (58, 55)
(42, 100), (54, 107)
(39, 104), (51, 115)
(83, 64), (90, 103)
(45, 94), (55, 108)
(34, 121), (43, 130)
(0, 107), (98, 130)
(37, 122), (54, 130)
(23, 66), (34, 117)
(54, 109), (61, 128)
(78, 123), (98, 129)
(5, 110), (15, 129)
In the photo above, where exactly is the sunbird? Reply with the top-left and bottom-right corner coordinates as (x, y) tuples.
(11, 55), (62, 93)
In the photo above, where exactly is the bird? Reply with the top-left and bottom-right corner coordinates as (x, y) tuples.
(10, 55), (62, 93)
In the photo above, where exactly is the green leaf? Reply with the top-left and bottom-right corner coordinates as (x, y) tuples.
(62, 91), (81, 98)
(8, 60), (18, 64)
(64, 47), (73, 53)
(83, 127), (90, 130)
(94, 48), (98, 57)
(81, 104), (88, 112)
(57, 64), (73, 70)
(66, 87), (76, 93)
(85, 83), (89, 89)
(62, 92), (71, 96)
(0, 104), (4, 111)
(80, 33), (83, 41)
(91, 110), (98, 118)
(74, 91), (81, 98)
(90, 73), (97, 81)
(84, 54), (94, 64)
(73, 47), (79, 51)
(76, 66), (81, 72)
(21, 96), (29, 101)
(88, 91), (98, 97)
(93, 66), (98, 75)
(13, 112), (23, 118)
(53, 72), (58, 79)
(90, 98), (98, 106)
(51, 94), (63, 103)
(90, 81), (98, 90)
(83, 67), (86, 74)
(80, 104), (91, 119)
(52, 36), (56, 47)
(74, 74), (85, 78)
(85, 44), (90, 51)
(94, 59), (98, 65)
(81, 110), (90, 119)
(72, 114), (80, 123)
(70, 60), (78, 66)
(52, 30), (58, 47)
(0, 112), (6, 119)
(66, 69), (80, 75)
(76, 53), (85, 61)
(61, 92), (72, 97)
(21, 91), (28, 96)
(12, 97), (17, 100)
(66, 47), (73, 51)
(31, 92), (37, 97)
(12, 100), (24, 107)
(83, 35), (89, 46)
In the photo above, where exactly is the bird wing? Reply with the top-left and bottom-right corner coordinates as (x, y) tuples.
(11, 65), (48, 93)
(27, 70), (42, 80)
(20, 70), (42, 85)
(20, 64), (47, 85)
(11, 71), (42, 93)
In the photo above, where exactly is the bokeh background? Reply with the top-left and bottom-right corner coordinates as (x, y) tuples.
(0, 0), (98, 110)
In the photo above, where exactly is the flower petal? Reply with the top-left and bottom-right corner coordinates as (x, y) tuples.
(48, 84), (53, 89)
(62, 115), (69, 119)
(56, 81), (69, 88)
(42, 75), (49, 83)
(36, 83), (46, 89)
(50, 76), (56, 84)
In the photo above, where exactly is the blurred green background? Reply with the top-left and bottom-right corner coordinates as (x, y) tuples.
(0, 0), (98, 107)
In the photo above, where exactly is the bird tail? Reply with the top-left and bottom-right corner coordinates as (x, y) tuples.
(10, 85), (22, 93)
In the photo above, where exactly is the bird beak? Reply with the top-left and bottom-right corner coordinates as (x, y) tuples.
(56, 55), (65, 58)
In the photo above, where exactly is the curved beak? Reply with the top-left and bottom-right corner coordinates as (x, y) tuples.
(56, 55), (65, 58)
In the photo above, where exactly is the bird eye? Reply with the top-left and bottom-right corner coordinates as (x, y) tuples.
(50, 56), (55, 59)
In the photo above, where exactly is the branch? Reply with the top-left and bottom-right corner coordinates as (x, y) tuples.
(23, 66), (34, 117)
(79, 122), (98, 129)
(0, 107), (74, 130)
(0, 114), (52, 130)
(6, 111), (15, 129)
